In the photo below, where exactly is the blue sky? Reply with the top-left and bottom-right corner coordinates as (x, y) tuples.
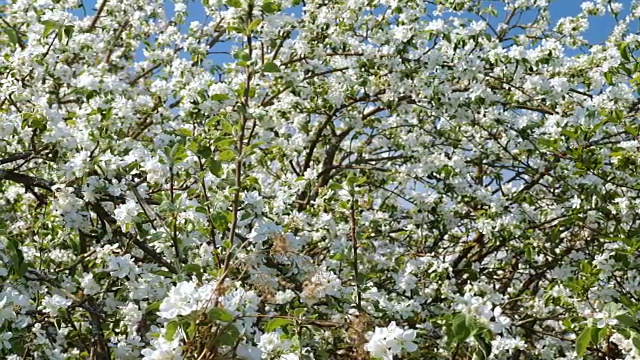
(69, 0), (633, 49)
(61, 0), (635, 67)
(549, 0), (632, 44)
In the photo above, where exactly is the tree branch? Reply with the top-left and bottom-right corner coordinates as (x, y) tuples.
(0, 169), (53, 191)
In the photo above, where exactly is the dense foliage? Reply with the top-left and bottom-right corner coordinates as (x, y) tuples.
(2, 0), (640, 359)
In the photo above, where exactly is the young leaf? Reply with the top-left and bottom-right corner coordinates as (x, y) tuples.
(262, 61), (280, 73)
(265, 318), (292, 332)
(211, 212), (230, 232)
(210, 93), (230, 101)
(208, 307), (235, 322)
(197, 146), (213, 159)
(218, 150), (235, 162)
(452, 313), (474, 343)
(208, 159), (223, 177)
(42, 20), (58, 38)
(632, 332), (640, 350)
(474, 331), (492, 358)
(215, 324), (241, 346)
(616, 314), (640, 332)
(576, 326), (592, 358)
(3, 27), (18, 45)
(233, 50), (251, 62)
(165, 321), (179, 341)
(182, 264), (202, 274)
(262, 1), (279, 14)
(620, 43), (631, 62)
(248, 19), (262, 32)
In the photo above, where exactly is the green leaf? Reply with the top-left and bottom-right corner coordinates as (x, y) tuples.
(472, 350), (485, 360)
(176, 128), (193, 137)
(228, 25), (244, 34)
(159, 200), (177, 214)
(63, 25), (74, 40)
(452, 313), (474, 343)
(197, 146), (213, 159)
(182, 264), (202, 274)
(576, 326), (591, 357)
(168, 142), (188, 163)
(68, 236), (80, 254)
(346, 175), (359, 187)
(620, 295), (637, 310)
(3, 27), (18, 45)
(625, 125), (638, 136)
(208, 307), (235, 322)
(218, 150), (235, 162)
(632, 332), (640, 350)
(30, 116), (47, 131)
(208, 159), (223, 177)
(262, 61), (280, 73)
(538, 138), (558, 149)
(616, 314), (640, 331)
(604, 72), (613, 86)
(262, 1), (279, 14)
(185, 318), (197, 339)
(7, 237), (26, 277)
(221, 121), (235, 135)
(603, 302), (623, 317)
(215, 324), (241, 346)
(166, 321), (179, 341)
(248, 19), (262, 32)
(473, 332), (492, 359)
(525, 245), (535, 261)
(211, 212), (230, 232)
(561, 128), (578, 139)
(591, 326), (605, 344)
(210, 93), (230, 101)
(214, 137), (236, 148)
(563, 318), (573, 330)
(233, 50), (251, 62)
(620, 43), (631, 62)
(153, 270), (175, 278)
(226, 0), (242, 7)
(265, 318), (292, 332)
(42, 20), (58, 38)
(146, 301), (162, 314)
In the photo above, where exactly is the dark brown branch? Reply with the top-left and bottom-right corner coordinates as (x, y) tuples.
(0, 152), (32, 165)
(104, 21), (130, 65)
(0, 169), (53, 191)
(260, 67), (350, 107)
(87, 0), (108, 32)
(89, 201), (178, 274)
(86, 298), (110, 360)
(128, 63), (162, 85)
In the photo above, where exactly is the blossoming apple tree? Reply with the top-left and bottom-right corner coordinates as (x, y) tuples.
(1, 0), (640, 358)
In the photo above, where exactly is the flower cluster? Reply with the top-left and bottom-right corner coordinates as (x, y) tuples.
(364, 322), (418, 360)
